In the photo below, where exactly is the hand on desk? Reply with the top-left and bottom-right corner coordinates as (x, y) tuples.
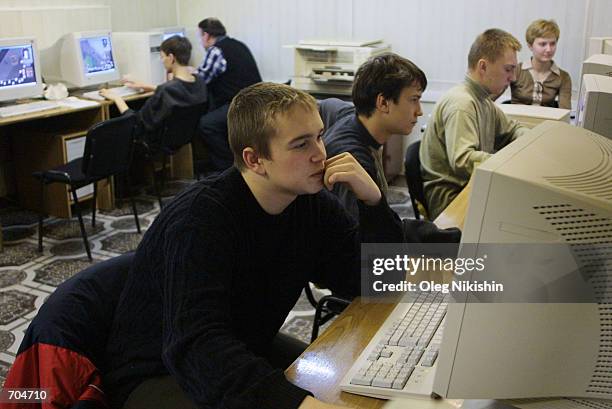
(98, 89), (129, 114)
(324, 152), (381, 206)
(299, 396), (349, 409)
(99, 88), (121, 101)
(122, 79), (156, 92)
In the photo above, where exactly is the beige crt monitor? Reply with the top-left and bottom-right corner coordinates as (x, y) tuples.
(577, 74), (612, 139)
(0, 37), (44, 102)
(578, 54), (612, 114)
(588, 37), (612, 58)
(498, 104), (570, 128)
(581, 54), (612, 78)
(433, 121), (612, 400)
(41, 30), (120, 89)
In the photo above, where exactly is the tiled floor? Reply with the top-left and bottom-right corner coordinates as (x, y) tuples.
(0, 178), (412, 386)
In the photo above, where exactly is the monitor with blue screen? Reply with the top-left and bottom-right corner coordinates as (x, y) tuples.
(79, 36), (116, 75)
(0, 38), (43, 102)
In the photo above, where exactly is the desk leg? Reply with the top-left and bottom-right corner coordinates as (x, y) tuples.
(169, 144), (194, 179)
(96, 178), (114, 211)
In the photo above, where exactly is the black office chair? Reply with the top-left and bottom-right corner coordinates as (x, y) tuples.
(404, 140), (428, 220)
(34, 113), (141, 261)
(304, 285), (351, 342)
(317, 98), (355, 131)
(139, 104), (207, 208)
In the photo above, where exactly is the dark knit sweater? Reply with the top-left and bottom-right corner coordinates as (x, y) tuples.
(124, 75), (208, 146)
(104, 167), (403, 409)
(139, 76), (207, 132)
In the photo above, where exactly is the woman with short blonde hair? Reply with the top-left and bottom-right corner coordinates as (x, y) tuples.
(511, 19), (572, 109)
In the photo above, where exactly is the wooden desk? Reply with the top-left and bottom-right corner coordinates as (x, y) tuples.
(1, 92), (194, 218)
(285, 187), (470, 408)
(1, 101), (113, 218)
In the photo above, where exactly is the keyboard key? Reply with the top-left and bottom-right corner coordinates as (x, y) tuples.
(421, 350), (438, 367)
(372, 377), (393, 388)
(351, 375), (374, 386)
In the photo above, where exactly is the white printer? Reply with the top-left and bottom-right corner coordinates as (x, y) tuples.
(289, 39), (391, 96)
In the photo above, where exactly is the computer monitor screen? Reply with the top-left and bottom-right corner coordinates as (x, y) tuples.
(433, 121), (612, 401)
(0, 44), (36, 87)
(79, 35), (116, 75)
(0, 38), (43, 102)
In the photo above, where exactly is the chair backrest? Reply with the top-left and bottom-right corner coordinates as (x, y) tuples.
(404, 139), (428, 219)
(158, 103), (207, 153)
(318, 98), (355, 131)
(82, 112), (138, 179)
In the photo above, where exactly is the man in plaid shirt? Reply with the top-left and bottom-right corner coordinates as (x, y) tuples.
(196, 18), (262, 173)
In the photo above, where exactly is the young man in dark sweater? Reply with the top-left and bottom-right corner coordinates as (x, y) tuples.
(196, 17), (262, 173)
(100, 35), (207, 147)
(322, 53), (461, 243)
(104, 82), (403, 409)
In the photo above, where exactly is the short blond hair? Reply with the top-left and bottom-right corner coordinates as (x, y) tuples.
(468, 28), (522, 70)
(525, 19), (560, 45)
(228, 82), (318, 171)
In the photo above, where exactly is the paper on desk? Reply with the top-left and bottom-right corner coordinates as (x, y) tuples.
(55, 96), (100, 109)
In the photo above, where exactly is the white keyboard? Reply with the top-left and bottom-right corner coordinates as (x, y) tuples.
(82, 86), (143, 101)
(340, 292), (447, 400)
(0, 100), (60, 118)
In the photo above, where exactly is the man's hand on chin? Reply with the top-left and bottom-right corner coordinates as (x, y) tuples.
(324, 152), (382, 206)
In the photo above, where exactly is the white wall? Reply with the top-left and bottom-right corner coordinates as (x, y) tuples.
(177, 0), (609, 97)
(0, 1), (111, 49)
(0, 0), (178, 49)
(109, 0), (178, 32)
(1, 0), (607, 92)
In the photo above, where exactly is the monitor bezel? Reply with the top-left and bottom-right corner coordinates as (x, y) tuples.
(76, 32), (119, 82)
(0, 37), (44, 103)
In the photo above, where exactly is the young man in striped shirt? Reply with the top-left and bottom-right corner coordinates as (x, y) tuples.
(196, 17), (262, 173)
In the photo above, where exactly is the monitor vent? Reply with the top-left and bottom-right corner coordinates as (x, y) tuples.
(543, 136), (612, 201)
(537, 204), (612, 395)
(565, 398), (612, 408)
(535, 205), (612, 244)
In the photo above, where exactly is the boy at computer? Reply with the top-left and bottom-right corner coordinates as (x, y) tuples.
(99, 35), (207, 143)
(102, 82), (403, 409)
(420, 28), (528, 220)
(321, 53), (460, 243)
